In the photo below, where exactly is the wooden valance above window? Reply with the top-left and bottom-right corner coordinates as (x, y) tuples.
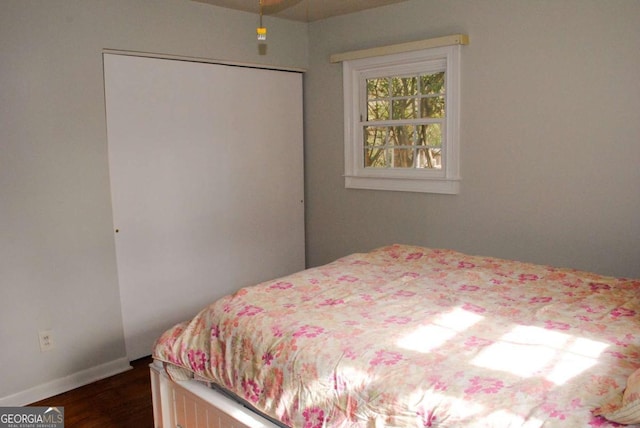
(330, 34), (469, 63)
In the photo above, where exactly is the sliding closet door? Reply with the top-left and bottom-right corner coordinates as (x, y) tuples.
(104, 54), (305, 360)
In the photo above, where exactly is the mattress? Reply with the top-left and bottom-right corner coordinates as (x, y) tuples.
(153, 244), (639, 427)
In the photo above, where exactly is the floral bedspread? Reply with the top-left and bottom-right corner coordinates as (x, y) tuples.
(153, 244), (640, 427)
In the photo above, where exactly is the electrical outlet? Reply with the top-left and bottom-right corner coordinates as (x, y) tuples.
(38, 330), (54, 352)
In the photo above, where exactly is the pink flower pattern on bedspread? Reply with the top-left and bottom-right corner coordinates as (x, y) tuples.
(153, 245), (640, 427)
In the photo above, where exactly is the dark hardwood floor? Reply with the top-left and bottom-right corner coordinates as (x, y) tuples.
(30, 356), (154, 427)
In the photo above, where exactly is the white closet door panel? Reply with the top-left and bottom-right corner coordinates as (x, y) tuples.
(104, 54), (304, 359)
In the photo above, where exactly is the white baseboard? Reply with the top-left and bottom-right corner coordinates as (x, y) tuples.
(0, 357), (132, 406)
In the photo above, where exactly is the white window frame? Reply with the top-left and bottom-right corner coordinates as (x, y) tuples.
(343, 45), (461, 194)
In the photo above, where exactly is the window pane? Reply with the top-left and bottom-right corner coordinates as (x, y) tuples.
(367, 77), (389, 98)
(367, 100), (389, 121)
(419, 96), (445, 118)
(364, 126), (387, 147)
(365, 147), (389, 168)
(392, 98), (417, 120)
(389, 125), (416, 147)
(392, 148), (415, 168)
(392, 76), (417, 96)
(420, 72), (445, 94)
(417, 124), (442, 147)
(416, 148), (442, 169)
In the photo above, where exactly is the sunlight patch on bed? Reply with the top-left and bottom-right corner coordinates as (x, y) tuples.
(471, 325), (608, 384)
(397, 307), (483, 353)
(545, 337), (608, 384)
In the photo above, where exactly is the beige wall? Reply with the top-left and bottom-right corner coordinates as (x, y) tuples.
(0, 0), (307, 403)
(304, 0), (640, 278)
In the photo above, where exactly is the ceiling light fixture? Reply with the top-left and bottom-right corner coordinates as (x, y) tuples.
(256, 0), (300, 41)
(257, 0), (267, 41)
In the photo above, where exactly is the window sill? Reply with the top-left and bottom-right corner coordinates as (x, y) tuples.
(345, 175), (460, 194)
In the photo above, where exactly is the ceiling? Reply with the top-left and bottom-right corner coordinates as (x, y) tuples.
(191, 0), (410, 22)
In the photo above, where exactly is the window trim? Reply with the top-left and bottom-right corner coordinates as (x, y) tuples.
(343, 45), (461, 194)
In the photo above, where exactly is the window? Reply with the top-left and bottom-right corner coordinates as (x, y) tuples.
(342, 45), (461, 193)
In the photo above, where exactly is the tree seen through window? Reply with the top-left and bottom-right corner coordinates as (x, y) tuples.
(364, 71), (445, 169)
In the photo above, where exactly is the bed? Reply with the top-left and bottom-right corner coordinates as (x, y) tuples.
(151, 244), (640, 427)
